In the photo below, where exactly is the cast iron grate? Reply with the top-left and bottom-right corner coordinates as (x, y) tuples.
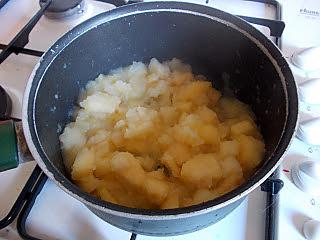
(0, 0), (284, 239)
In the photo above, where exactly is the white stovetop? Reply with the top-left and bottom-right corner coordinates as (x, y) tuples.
(275, 1), (320, 240)
(0, 0), (320, 240)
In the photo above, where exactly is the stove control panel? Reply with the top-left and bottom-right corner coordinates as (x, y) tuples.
(290, 46), (320, 147)
(292, 47), (320, 72)
(299, 78), (320, 105)
(303, 219), (320, 240)
(297, 118), (320, 146)
(278, 2), (320, 238)
(291, 160), (320, 196)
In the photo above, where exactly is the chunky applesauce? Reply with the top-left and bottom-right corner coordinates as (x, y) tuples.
(60, 58), (265, 209)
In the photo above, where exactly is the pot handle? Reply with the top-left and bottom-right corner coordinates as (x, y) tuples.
(0, 120), (34, 172)
(0, 120), (19, 171)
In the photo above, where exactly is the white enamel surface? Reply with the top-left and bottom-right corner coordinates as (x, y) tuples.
(278, 139), (320, 240)
(304, 219), (320, 240)
(301, 162), (320, 181)
(266, 1), (320, 240)
(297, 118), (320, 146)
(299, 78), (320, 104)
(292, 47), (320, 72)
(0, 0), (115, 119)
(292, 161), (320, 196)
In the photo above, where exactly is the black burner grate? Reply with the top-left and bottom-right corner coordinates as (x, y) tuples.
(0, 1), (284, 239)
(0, 0), (10, 9)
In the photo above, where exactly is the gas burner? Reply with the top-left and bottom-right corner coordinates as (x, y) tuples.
(0, 85), (12, 120)
(39, 0), (85, 19)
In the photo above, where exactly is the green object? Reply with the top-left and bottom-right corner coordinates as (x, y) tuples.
(0, 120), (18, 171)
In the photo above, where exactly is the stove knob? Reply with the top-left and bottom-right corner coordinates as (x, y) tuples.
(296, 118), (320, 146)
(299, 78), (320, 104)
(303, 219), (320, 240)
(292, 47), (320, 71)
(291, 161), (320, 196)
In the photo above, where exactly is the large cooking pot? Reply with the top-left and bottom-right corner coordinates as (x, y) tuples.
(22, 1), (298, 236)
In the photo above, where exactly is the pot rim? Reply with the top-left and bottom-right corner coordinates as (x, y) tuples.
(22, 1), (298, 220)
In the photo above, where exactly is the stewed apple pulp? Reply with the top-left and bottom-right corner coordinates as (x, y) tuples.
(59, 58), (265, 209)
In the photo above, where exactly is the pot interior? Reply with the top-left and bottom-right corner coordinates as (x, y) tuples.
(27, 3), (297, 214)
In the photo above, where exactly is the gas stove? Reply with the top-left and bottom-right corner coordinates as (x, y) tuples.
(0, 1), (320, 240)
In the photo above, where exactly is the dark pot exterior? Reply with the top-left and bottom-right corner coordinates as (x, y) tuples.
(87, 198), (244, 236)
